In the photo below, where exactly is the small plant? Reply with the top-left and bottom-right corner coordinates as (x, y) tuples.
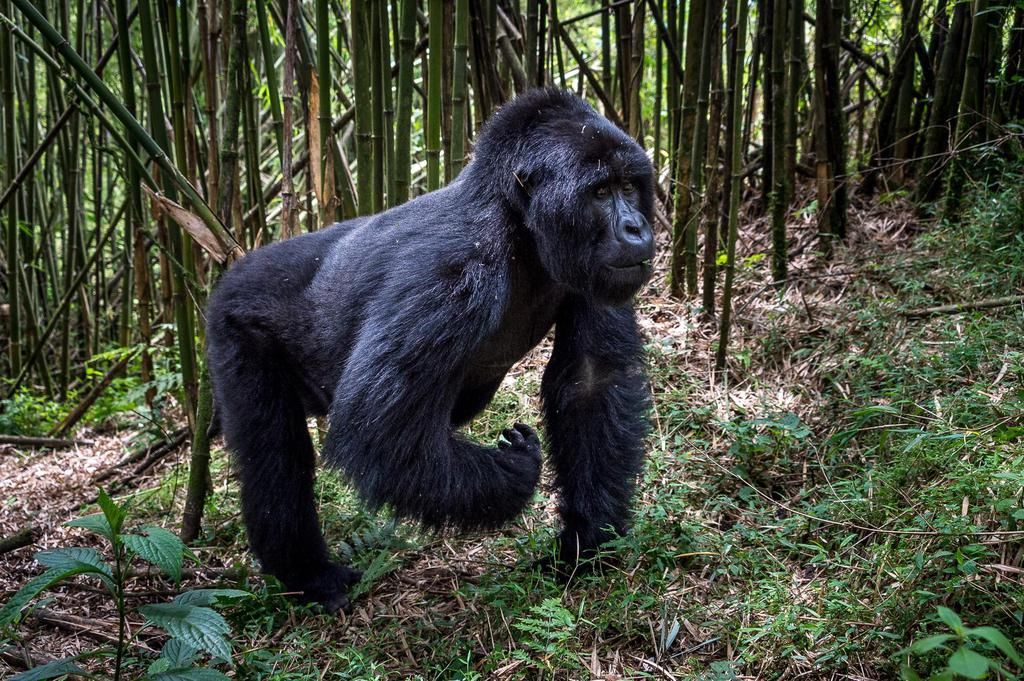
(511, 597), (583, 673)
(0, 490), (248, 680)
(899, 606), (1023, 680)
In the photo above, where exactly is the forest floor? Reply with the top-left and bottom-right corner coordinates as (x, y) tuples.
(2, 177), (1023, 680)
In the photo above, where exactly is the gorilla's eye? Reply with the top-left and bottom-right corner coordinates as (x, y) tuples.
(595, 185), (611, 199)
(622, 180), (636, 194)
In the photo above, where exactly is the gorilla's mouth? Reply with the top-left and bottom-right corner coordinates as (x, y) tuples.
(610, 259), (653, 271)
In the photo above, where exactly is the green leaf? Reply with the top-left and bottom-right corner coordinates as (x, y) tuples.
(948, 646), (991, 680)
(122, 526), (185, 582)
(966, 626), (1024, 666)
(65, 513), (114, 541)
(35, 547), (112, 579)
(908, 634), (955, 655)
(11, 657), (88, 680)
(96, 490), (127, 537)
(139, 603), (232, 660)
(937, 607), (964, 634)
(899, 665), (923, 681)
(0, 561), (118, 629)
(149, 669), (231, 681)
(160, 639), (199, 667)
(148, 658), (172, 675)
(172, 589), (251, 607)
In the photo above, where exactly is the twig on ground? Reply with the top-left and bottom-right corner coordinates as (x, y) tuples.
(0, 435), (93, 449)
(0, 526), (38, 555)
(904, 295), (1023, 317)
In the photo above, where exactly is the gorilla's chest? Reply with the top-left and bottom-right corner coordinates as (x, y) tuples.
(473, 291), (560, 374)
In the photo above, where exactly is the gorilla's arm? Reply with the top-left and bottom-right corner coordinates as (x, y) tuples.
(322, 264), (542, 530)
(541, 298), (650, 565)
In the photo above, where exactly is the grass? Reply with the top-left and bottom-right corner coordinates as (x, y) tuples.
(2, 170), (1023, 679)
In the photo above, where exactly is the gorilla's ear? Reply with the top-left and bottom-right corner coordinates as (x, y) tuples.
(508, 165), (538, 217)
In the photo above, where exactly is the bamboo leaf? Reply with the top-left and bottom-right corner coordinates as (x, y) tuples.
(144, 187), (228, 263)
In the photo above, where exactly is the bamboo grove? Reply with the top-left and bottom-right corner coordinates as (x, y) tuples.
(1, 0), (1022, 532)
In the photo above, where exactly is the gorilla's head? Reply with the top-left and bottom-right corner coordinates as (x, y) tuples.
(471, 90), (656, 305)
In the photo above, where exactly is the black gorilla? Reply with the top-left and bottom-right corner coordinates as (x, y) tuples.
(206, 89), (655, 612)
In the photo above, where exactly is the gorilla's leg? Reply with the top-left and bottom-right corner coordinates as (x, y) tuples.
(215, 344), (359, 612)
(541, 300), (650, 573)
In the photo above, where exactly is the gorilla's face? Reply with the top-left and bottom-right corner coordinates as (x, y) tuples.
(585, 177), (655, 304)
(523, 123), (656, 306)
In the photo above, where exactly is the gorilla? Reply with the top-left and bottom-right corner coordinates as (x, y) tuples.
(205, 89), (655, 613)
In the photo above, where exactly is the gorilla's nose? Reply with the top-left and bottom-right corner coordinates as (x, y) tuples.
(619, 218), (655, 255)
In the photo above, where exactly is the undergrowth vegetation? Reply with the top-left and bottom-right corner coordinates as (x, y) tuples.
(2, 174), (1023, 678)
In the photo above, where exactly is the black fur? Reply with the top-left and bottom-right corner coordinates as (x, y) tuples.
(205, 89), (655, 612)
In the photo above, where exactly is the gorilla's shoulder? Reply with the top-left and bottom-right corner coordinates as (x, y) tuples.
(212, 221), (367, 305)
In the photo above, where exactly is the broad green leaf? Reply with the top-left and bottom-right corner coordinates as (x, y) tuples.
(966, 626), (1024, 666)
(907, 634), (955, 654)
(140, 603), (232, 660)
(948, 646), (991, 680)
(96, 490), (127, 537)
(34, 548), (113, 592)
(149, 669), (231, 681)
(35, 547), (112, 578)
(0, 564), (115, 628)
(122, 526), (185, 582)
(936, 607), (964, 634)
(148, 658), (172, 675)
(172, 589), (251, 607)
(11, 657), (88, 680)
(899, 665), (923, 681)
(160, 639), (199, 667)
(65, 513), (114, 541)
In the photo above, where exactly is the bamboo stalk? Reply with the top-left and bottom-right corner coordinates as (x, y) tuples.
(395, 0), (417, 203)
(426, 0), (443, 190)
(450, 0), (469, 178)
(716, 0), (748, 373)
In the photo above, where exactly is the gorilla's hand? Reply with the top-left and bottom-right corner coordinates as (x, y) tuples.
(499, 422), (542, 464)
(497, 422), (543, 487)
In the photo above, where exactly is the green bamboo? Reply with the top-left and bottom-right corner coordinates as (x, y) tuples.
(945, 0), (989, 218)
(198, 0), (220, 209)
(137, 0), (197, 427)
(2, 0), (20, 376)
(317, 0), (332, 219)
(670, 0), (708, 298)
(352, 0), (373, 213)
(426, 0), (443, 191)
(716, 0), (748, 372)
(395, 0), (417, 203)
(371, 1), (386, 213)
(769, 0), (787, 284)
(280, 0), (299, 236)
(380, 0), (396, 207)
(685, 0), (721, 295)
(256, 0), (285, 158)
(450, 0), (469, 178)
(218, 0), (247, 225)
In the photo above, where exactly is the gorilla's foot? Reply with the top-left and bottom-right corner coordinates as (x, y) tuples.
(539, 528), (621, 584)
(290, 562), (363, 614)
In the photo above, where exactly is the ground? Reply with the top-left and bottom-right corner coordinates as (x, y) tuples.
(2, 183), (1023, 680)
